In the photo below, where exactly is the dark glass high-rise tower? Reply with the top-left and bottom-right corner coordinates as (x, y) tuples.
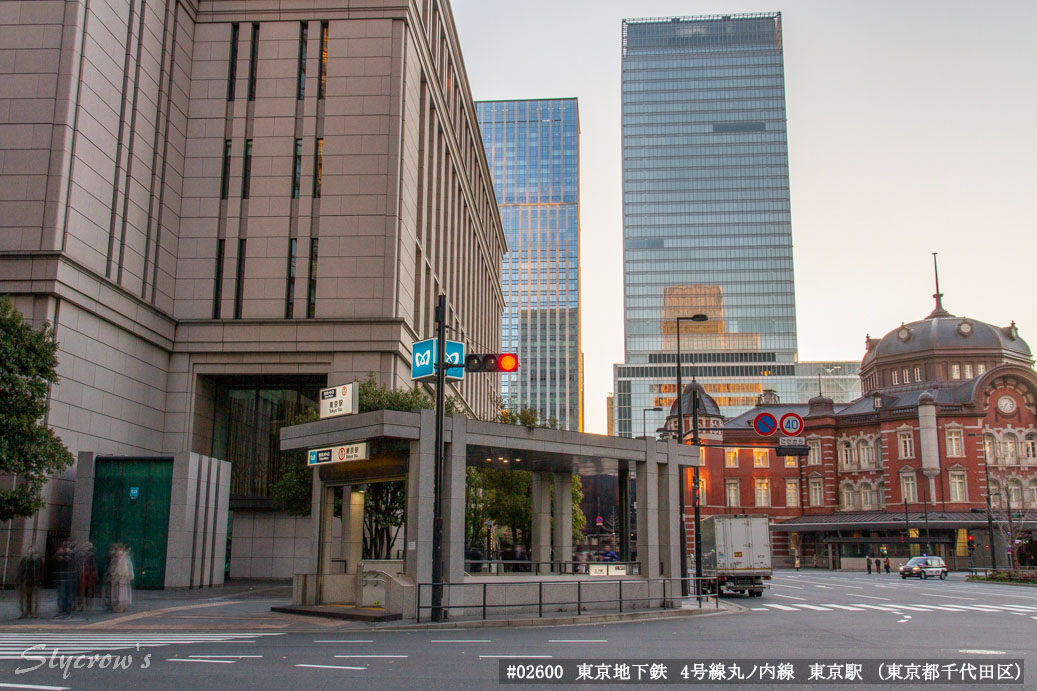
(615, 13), (803, 434)
(477, 99), (583, 430)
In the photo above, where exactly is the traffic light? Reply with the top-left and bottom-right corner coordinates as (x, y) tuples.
(464, 353), (519, 373)
(968, 535), (976, 552)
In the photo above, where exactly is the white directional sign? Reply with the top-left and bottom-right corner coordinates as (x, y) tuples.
(779, 412), (804, 436)
(779, 436), (806, 447)
(308, 442), (369, 466)
(319, 381), (359, 419)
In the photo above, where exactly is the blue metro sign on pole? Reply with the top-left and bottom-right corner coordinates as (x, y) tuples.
(411, 338), (465, 382)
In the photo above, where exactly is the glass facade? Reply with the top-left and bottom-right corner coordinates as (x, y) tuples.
(617, 13), (808, 435)
(476, 99), (582, 430)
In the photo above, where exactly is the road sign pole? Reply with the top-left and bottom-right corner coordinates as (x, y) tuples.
(431, 294), (446, 622)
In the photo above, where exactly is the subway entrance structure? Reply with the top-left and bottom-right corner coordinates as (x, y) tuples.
(281, 409), (700, 619)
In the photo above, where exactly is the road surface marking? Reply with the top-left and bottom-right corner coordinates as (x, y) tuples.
(166, 659), (236, 664)
(774, 594), (806, 600)
(771, 584), (804, 589)
(548, 640), (608, 643)
(188, 655), (263, 658)
(297, 664), (366, 670)
(896, 618), (909, 623)
(314, 640), (374, 643)
(981, 605), (1037, 611)
(432, 640), (491, 643)
(951, 605), (1003, 612)
(857, 595), (891, 600)
(762, 604), (798, 611)
(751, 608), (768, 611)
(958, 650), (1005, 655)
(479, 655), (553, 659)
(335, 655), (408, 658)
(918, 592), (975, 600)
(795, 604), (832, 611)
(819, 604), (865, 611)
(0, 685), (71, 691)
(850, 604), (900, 611)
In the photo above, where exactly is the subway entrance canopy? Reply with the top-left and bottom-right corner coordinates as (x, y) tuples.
(280, 409), (701, 617)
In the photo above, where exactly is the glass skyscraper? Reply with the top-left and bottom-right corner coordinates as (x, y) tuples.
(477, 99), (583, 430)
(615, 14), (856, 435)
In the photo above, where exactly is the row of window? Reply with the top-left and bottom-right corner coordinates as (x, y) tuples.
(228, 21), (328, 102)
(211, 238), (317, 320)
(218, 137), (323, 201)
(887, 362), (987, 386)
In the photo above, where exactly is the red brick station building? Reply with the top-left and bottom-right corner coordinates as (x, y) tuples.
(668, 296), (1037, 571)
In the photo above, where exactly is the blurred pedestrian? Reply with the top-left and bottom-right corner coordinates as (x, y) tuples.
(875, 557), (881, 574)
(866, 556), (872, 574)
(794, 556), (800, 571)
(75, 541), (97, 610)
(17, 544), (44, 619)
(108, 544), (134, 613)
(53, 540), (75, 618)
(884, 557), (891, 574)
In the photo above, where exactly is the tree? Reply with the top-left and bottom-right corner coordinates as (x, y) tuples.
(362, 480), (405, 560)
(0, 297), (75, 521)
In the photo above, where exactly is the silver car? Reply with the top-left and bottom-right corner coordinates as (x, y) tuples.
(899, 556), (948, 579)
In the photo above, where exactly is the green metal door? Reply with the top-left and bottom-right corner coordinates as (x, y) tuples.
(89, 457), (173, 589)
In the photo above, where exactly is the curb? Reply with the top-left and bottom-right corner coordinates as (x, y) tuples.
(965, 578), (1037, 588)
(374, 603), (740, 631)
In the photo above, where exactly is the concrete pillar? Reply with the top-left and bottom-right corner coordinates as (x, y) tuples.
(309, 471), (336, 577)
(342, 487), (363, 574)
(404, 409), (435, 586)
(531, 472), (552, 571)
(658, 440), (682, 587)
(552, 472), (573, 570)
(442, 415), (467, 598)
(636, 440), (660, 580)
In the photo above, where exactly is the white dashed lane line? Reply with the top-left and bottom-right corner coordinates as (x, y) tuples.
(774, 594), (806, 600)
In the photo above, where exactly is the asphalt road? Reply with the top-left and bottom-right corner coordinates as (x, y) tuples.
(0, 570), (1033, 690)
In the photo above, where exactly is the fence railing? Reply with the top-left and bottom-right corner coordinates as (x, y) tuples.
(416, 576), (719, 622)
(464, 560), (640, 576)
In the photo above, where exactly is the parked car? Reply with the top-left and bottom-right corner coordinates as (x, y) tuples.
(899, 556), (948, 579)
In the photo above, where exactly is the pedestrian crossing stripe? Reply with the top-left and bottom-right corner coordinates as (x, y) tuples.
(0, 633), (282, 660)
(757, 603), (1037, 614)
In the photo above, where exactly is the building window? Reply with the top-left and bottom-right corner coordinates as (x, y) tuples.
(241, 139), (253, 199)
(212, 238), (225, 319)
(951, 363), (961, 379)
(318, 21), (328, 99)
(989, 479), (1002, 509)
(312, 137), (323, 198)
(1025, 434), (1037, 460)
(297, 22), (308, 100)
(697, 476), (707, 507)
(901, 474), (917, 503)
(784, 455), (796, 468)
(247, 23), (259, 101)
(840, 440), (855, 469)
(949, 472), (967, 502)
(227, 23), (239, 100)
(860, 482), (875, 509)
(809, 478), (824, 507)
(754, 479), (770, 507)
(807, 439), (821, 466)
(858, 440), (873, 468)
(220, 139), (232, 200)
(945, 429), (963, 457)
(1028, 480), (1037, 507)
(753, 449), (769, 468)
(306, 238), (318, 318)
(914, 366), (922, 382)
(903, 368), (910, 383)
(725, 479), (739, 508)
(963, 363), (973, 378)
(984, 433), (997, 464)
(785, 479), (799, 507)
(291, 139), (302, 198)
(840, 484), (857, 510)
(725, 450), (738, 468)
(285, 238), (297, 318)
(891, 369), (899, 385)
(897, 431), (914, 459)
(977, 363), (986, 375)
(1001, 434), (1018, 464)
(1008, 479), (1023, 508)
(233, 239), (246, 319)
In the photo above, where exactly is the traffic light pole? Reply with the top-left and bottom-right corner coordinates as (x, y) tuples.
(431, 294), (446, 622)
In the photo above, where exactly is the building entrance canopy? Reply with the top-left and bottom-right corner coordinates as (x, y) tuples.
(281, 409), (700, 611)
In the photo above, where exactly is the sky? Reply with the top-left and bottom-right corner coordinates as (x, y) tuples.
(450, 0), (1037, 435)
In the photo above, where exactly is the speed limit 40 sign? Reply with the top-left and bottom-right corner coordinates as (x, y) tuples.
(779, 412), (804, 436)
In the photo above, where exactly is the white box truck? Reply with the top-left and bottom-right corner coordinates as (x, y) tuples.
(700, 515), (772, 597)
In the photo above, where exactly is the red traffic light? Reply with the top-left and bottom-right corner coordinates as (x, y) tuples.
(464, 353), (519, 373)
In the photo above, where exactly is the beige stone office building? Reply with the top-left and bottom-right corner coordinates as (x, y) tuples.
(0, 0), (504, 581)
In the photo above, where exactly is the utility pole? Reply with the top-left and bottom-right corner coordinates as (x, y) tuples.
(431, 294), (446, 621)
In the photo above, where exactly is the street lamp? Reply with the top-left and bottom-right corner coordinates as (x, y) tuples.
(642, 407), (663, 439)
(968, 433), (998, 569)
(675, 313), (708, 597)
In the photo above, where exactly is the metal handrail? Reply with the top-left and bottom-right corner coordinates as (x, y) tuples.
(415, 575), (719, 622)
(464, 560), (641, 576)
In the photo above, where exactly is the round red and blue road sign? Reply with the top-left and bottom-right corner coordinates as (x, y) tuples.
(779, 412), (804, 436)
(752, 412), (778, 436)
